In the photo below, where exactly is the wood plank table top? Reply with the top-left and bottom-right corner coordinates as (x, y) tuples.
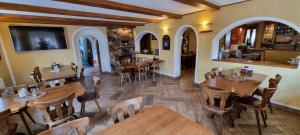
(41, 65), (76, 81)
(201, 73), (268, 97)
(28, 82), (86, 107)
(0, 95), (27, 113)
(94, 106), (215, 135)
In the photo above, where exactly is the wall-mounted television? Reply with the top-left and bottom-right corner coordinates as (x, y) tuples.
(9, 26), (67, 52)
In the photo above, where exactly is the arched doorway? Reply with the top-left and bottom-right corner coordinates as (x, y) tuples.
(211, 17), (300, 62)
(79, 36), (102, 72)
(135, 31), (160, 56)
(72, 27), (111, 72)
(174, 25), (200, 81)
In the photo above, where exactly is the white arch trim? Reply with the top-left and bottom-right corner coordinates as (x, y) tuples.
(174, 24), (200, 81)
(72, 27), (111, 72)
(135, 31), (160, 56)
(211, 16), (300, 63)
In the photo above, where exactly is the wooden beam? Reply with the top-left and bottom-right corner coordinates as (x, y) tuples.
(175, 0), (220, 9)
(55, 0), (181, 18)
(0, 2), (159, 23)
(0, 14), (144, 27)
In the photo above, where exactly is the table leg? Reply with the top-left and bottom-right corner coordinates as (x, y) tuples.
(24, 109), (36, 124)
(19, 111), (33, 135)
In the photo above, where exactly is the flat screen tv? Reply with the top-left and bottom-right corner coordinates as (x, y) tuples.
(9, 26), (67, 52)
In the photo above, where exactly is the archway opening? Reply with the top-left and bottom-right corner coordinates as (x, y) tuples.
(213, 18), (300, 68)
(139, 33), (159, 56)
(174, 25), (199, 82)
(72, 28), (111, 73)
(79, 36), (101, 73)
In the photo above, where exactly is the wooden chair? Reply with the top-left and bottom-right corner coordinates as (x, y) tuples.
(134, 64), (147, 84)
(33, 66), (42, 82)
(107, 97), (143, 124)
(38, 117), (90, 135)
(151, 61), (161, 81)
(71, 63), (78, 72)
(254, 74), (282, 113)
(35, 92), (76, 128)
(77, 76), (101, 116)
(237, 88), (277, 135)
(204, 71), (217, 80)
(201, 86), (233, 135)
(0, 109), (18, 135)
(42, 79), (66, 88)
(116, 65), (131, 86)
(79, 68), (84, 80)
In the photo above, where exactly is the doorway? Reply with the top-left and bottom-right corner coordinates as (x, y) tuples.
(174, 25), (199, 83)
(79, 36), (101, 74)
(180, 28), (197, 78)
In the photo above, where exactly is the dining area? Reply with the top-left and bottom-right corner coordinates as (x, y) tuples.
(1, 60), (300, 135)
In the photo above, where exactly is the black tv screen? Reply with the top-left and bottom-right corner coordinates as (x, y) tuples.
(9, 26), (67, 52)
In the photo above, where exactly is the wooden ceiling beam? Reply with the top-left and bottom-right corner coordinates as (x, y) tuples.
(55, 0), (181, 18)
(0, 2), (160, 23)
(0, 14), (144, 27)
(175, 0), (220, 10)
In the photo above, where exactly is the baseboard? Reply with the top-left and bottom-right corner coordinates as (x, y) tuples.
(160, 73), (180, 80)
(193, 82), (200, 87)
(270, 100), (300, 116)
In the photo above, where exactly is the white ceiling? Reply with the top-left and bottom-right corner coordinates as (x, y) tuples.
(0, 0), (246, 24)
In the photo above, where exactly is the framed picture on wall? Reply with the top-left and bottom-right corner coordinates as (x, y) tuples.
(162, 35), (170, 50)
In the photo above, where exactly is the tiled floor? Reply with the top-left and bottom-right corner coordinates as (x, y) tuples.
(10, 69), (300, 135)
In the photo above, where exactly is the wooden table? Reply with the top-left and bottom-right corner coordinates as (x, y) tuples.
(28, 82), (86, 107)
(0, 95), (26, 113)
(201, 72), (268, 97)
(41, 65), (76, 81)
(0, 95), (32, 134)
(94, 106), (215, 135)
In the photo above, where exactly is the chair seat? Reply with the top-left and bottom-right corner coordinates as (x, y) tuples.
(236, 96), (260, 107)
(77, 92), (97, 102)
(8, 123), (18, 135)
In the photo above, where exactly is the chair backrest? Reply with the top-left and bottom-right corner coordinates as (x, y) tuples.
(201, 87), (232, 113)
(71, 63), (78, 73)
(136, 64), (146, 73)
(42, 79), (65, 88)
(31, 72), (42, 83)
(256, 88), (277, 109)
(35, 92), (75, 127)
(204, 71), (217, 80)
(79, 68), (84, 80)
(38, 117), (90, 135)
(121, 60), (131, 65)
(93, 76), (101, 98)
(0, 109), (12, 135)
(33, 66), (42, 80)
(268, 74), (282, 88)
(151, 61), (160, 69)
(107, 97), (143, 123)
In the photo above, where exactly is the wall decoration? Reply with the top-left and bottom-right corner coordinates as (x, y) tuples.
(162, 35), (170, 50)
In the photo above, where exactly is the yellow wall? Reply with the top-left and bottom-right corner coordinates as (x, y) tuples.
(135, 0), (300, 109)
(0, 41), (12, 86)
(0, 23), (106, 85)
